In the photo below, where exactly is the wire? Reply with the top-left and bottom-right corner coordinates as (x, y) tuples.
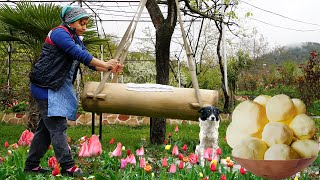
(250, 18), (320, 32)
(242, 0), (320, 27)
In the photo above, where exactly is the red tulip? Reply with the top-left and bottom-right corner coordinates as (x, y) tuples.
(182, 144), (188, 151)
(172, 145), (179, 156)
(79, 142), (90, 158)
(216, 148), (222, 155)
(227, 161), (234, 167)
(174, 125), (179, 133)
(240, 167), (246, 175)
(178, 153), (184, 160)
(18, 129), (34, 146)
(210, 163), (217, 172)
(4, 141), (9, 148)
(112, 142), (122, 157)
(109, 137), (115, 144)
(52, 164), (60, 176)
(48, 156), (58, 168)
(136, 146), (144, 156)
(88, 135), (102, 157)
(168, 164), (176, 173)
(0, 157), (4, 163)
(178, 161), (184, 169)
(162, 157), (168, 167)
(126, 149), (131, 156)
(221, 174), (226, 180)
(164, 139), (168, 144)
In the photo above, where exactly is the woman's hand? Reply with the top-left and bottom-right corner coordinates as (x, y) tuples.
(104, 59), (123, 73)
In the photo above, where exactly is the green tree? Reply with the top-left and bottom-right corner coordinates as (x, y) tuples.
(0, 2), (108, 132)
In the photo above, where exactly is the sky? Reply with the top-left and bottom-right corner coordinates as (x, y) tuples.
(84, 0), (320, 55)
(239, 0), (320, 48)
(4, 0), (320, 55)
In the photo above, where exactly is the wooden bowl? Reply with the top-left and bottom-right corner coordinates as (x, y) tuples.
(232, 156), (317, 180)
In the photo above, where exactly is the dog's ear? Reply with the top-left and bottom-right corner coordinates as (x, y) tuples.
(198, 108), (204, 114)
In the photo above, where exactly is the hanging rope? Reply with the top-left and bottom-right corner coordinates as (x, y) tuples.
(90, 0), (147, 99)
(175, 0), (203, 108)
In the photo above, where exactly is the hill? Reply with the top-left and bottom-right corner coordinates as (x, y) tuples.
(258, 42), (320, 65)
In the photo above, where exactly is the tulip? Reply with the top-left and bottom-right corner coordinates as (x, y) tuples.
(172, 145), (179, 156)
(122, 146), (126, 151)
(48, 156), (58, 168)
(120, 158), (127, 169)
(216, 148), (222, 155)
(294, 176), (299, 180)
(136, 146), (144, 156)
(88, 135), (102, 157)
(112, 142), (122, 157)
(226, 157), (231, 163)
(168, 164), (176, 173)
(178, 153), (184, 160)
(182, 144), (188, 151)
(168, 132), (172, 138)
(144, 164), (152, 172)
(164, 139), (168, 144)
(165, 145), (171, 150)
(139, 157), (146, 168)
(126, 154), (136, 165)
(52, 164), (60, 176)
(162, 157), (168, 167)
(182, 156), (189, 163)
(7, 150), (12, 156)
(227, 161), (234, 168)
(221, 174), (226, 180)
(174, 125), (179, 133)
(18, 129), (34, 146)
(211, 159), (217, 165)
(178, 161), (184, 169)
(240, 167), (246, 175)
(79, 142), (91, 158)
(109, 137), (115, 144)
(199, 172), (203, 178)
(12, 143), (18, 149)
(4, 141), (9, 148)
(189, 153), (198, 165)
(210, 163), (217, 172)
(0, 157), (4, 163)
(126, 149), (131, 156)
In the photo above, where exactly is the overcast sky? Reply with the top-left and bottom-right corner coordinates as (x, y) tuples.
(239, 0), (320, 47)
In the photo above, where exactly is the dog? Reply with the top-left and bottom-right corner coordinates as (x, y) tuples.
(195, 106), (221, 166)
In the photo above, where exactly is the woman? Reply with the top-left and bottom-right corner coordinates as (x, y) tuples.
(25, 5), (122, 176)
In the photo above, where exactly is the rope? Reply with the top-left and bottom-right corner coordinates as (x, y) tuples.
(92, 0), (147, 99)
(175, 0), (203, 108)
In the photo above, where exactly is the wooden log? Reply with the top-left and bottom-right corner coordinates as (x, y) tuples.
(81, 82), (219, 121)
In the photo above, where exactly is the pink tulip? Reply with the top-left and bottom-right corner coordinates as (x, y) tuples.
(4, 141), (9, 148)
(78, 142), (90, 158)
(162, 157), (168, 167)
(126, 154), (136, 165)
(48, 156), (58, 168)
(12, 143), (18, 149)
(120, 158), (127, 169)
(112, 142), (122, 157)
(139, 157), (146, 168)
(189, 153), (198, 165)
(174, 125), (179, 133)
(88, 135), (102, 157)
(221, 174), (226, 180)
(18, 129), (34, 146)
(136, 146), (144, 156)
(172, 145), (179, 156)
(168, 164), (176, 173)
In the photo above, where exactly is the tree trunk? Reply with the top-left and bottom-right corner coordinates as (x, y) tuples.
(146, 0), (177, 144)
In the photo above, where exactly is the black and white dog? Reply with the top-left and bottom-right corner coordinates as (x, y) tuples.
(195, 106), (221, 165)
